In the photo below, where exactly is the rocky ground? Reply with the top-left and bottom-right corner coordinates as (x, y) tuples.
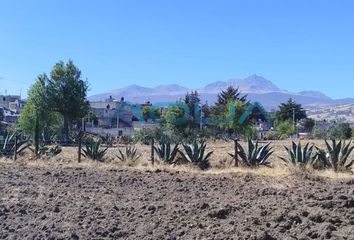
(0, 162), (354, 240)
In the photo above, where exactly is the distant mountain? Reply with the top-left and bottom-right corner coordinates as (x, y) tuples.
(201, 75), (283, 94)
(106, 84), (152, 98)
(298, 91), (332, 100)
(88, 75), (354, 109)
(92, 84), (189, 101)
(153, 84), (189, 94)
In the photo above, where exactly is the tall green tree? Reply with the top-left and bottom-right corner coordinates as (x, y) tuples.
(275, 98), (307, 122)
(47, 60), (89, 140)
(184, 91), (200, 106)
(211, 86), (247, 117)
(303, 118), (315, 132)
(184, 91), (200, 128)
(141, 106), (160, 122)
(18, 74), (62, 156)
(162, 106), (187, 132)
(227, 100), (252, 136)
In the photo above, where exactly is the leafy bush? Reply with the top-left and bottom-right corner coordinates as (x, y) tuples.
(101, 133), (115, 146)
(314, 140), (354, 172)
(312, 126), (328, 139)
(303, 118), (315, 132)
(47, 145), (62, 156)
(81, 139), (108, 162)
(179, 140), (213, 170)
(31, 144), (62, 157)
(263, 131), (280, 140)
(117, 135), (133, 145)
(275, 120), (295, 137)
(328, 123), (352, 139)
(312, 123), (353, 140)
(132, 129), (155, 145)
(117, 145), (140, 162)
(231, 139), (273, 167)
(280, 142), (314, 167)
(154, 140), (179, 164)
(244, 126), (258, 140)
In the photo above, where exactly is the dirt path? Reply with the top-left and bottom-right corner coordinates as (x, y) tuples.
(0, 163), (353, 239)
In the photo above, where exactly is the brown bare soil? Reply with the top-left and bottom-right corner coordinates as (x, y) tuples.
(1, 160), (354, 240)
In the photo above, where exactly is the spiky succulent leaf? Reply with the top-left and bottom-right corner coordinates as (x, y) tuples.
(154, 140), (179, 164)
(179, 140), (212, 170)
(239, 139), (273, 167)
(81, 140), (108, 162)
(316, 140), (354, 171)
(117, 145), (140, 162)
(281, 141), (315, 167)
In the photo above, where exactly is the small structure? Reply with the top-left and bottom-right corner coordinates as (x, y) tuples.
(87, 96), (136, 136)
(0, 95), (24, 113)
(0, 107), (19, 123)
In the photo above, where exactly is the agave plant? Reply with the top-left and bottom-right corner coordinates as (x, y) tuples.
(81, 140), (108, 162)
(154, 140), (179, 164)
(280, 142), (315, 167)
(101, 133), (115, 147)
(314, 140), (354, 172)
(117, 145), (141, 162)
(43, 145), (62, 156)
(230, 139), (273, 167)
(179, 140), (213, 170)
(0, 132), (30, 157)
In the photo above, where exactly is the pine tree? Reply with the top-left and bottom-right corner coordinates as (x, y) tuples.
(276, 98), (307, 122)
(211, 86), (247, 117)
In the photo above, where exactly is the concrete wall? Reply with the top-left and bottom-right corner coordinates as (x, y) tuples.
(85, 127), (134, 137)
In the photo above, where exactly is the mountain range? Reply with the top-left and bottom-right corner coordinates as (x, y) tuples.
(89, 75), (354, 110)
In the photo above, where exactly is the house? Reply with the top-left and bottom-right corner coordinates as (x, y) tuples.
(87, 96), (136, 136)
(87, 96), (164, 136)
(0, 95), (24, 113)
(0, 107), (19, 123)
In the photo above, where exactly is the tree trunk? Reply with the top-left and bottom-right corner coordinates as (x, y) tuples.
(34, 114), (40, 158)
(234, 139), (239, 167)
(63, 115), (69, 144)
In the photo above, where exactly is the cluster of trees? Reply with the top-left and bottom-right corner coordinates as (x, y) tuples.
(157, 86), (254, 142)
(269, 98), (352, 140)
(18, 60), (89, 156)
(313, 122), (352, 139)
(265, 98), (313, 139)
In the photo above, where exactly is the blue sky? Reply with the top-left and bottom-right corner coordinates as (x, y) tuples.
(1, 0), (354, 99)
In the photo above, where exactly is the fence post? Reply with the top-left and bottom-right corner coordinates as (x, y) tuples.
(78, 131), (82, 163)
(234, 138), (239, 167)
(14, 134), (18, 161)
(150, 138), (154, 166)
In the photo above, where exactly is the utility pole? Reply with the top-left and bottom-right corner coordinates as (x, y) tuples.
(116, 108), (120, 136)
(292, 107), (296, 130)
(200, 103), (203, 130)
